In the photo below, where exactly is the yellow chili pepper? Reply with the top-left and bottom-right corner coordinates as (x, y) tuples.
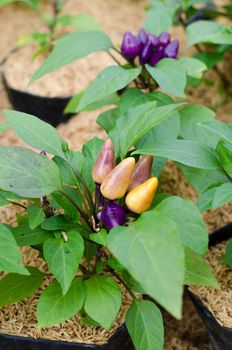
(100, 157), (135, 200)
(92, 139), (115, 184)
(125, 177), (158, 214)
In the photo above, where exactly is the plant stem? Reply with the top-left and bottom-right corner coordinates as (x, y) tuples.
(108, 51), (122, 66)
(108, 267), (136, 300)
(59, 190), (93, 231)
(8, 200), (26, 209)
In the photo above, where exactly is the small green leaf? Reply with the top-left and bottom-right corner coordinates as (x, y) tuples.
(187, 20), (232, 47)
(0, 267), (44, 307)
(31, 31), (114, 82)
(0, 146), (62, 197)
(43, 229), (84, 294)
(179, 57), (207, 79)
(212, 183), (232, 208)
(216, 140), (232, 178)
(184, 247), (219, 288)
(82, 137), (104, 163)
(90, 229), (108, 245)
(11, 224), (51, 246)
(84, 275), (122, 329)
(41, 215), (79, 231)
(197, 187), (218, 212)
(108, 213), (185, 318)
(144, 4), (172, 35)
(126, 300), (164, 350)
(76, 66), (141, 112)
(37, 278), (85, 327)
(27, 205), (45, 230)
(155, 196), (208, 255)
(146, 60), (187, 98)
(134, 139), (220, 170)
(68, 14), (102, 32)
(200, 120), (232, 147)
(97, 108), (120, 133)
(194, 52), (224, 69)
(0, 224), (28, 275)
(3, 110), (65, 158)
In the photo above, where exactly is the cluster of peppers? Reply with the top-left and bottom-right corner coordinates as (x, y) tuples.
(121, 28), (179, 66)
(92, 139), (158, 229)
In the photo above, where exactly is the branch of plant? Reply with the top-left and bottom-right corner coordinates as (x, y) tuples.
(8, 200), (27, 209)
(107, 266), (136, 300)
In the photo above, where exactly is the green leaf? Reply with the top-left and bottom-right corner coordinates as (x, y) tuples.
(0, 267), (44, 307)
(199, 120), (232, 147)
(179, 104), (215, 146)
(216, 140), (232, 178)
(134, 139), (220, 170)
(3, 109), (65, 158)
(179, 57), (207, 79)
(27, 205), (45, 230)
(212, 183), (232, 208)
(84, 275), (121, 329)
(97, 108), (120, 133)
(65, 91), (118, 114)
(0, 224), (28, 275)
(82, 137), (104, 163)
(111, 102), (184, 158)
(108, 213), (185, 318)
(146, 60), (187, 98)
(197, 187), (218, 212)
(31, 31), (114, 82)
(194, 52), (224, 69)
(41, 215), (78, 231)
(184, 247), (219, 288)
(0, 146), (62, 197)
(0, 123), (9, 132)
(43, 229), (84, 294)
(76, 66), (141, 112)
(144, 5), (172, 35)
(37, 278), (85, 327)
(225, 240), (232, 269)
(155, 196), (208, 255)
(90, 229), (108, 245)
(11, 224), (51, 246)
(68, 14), (102, 32)
(126, 300), (164, 350)
(187, 20), (232, 47)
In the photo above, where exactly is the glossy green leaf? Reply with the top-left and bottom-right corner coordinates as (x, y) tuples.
(146, 60), (187, 98)
(155, 196), (208, 255)
(0, 224), (28, 275)
(184, 247), (219, 288)
(84, 275), (121, 329)
(111, 102), (184, 158)
(194, 52), (224, 69)
(216, 140), (232, 178)
(0, 146), (62, 197)
(96, 108), (120, 133)
(126, 300), (164, 350)
(76, 66), (141, 112)
(179, 57), (207, 79)
(11, 224), (51, 246)
(179, 104), (215, 146)
(3, 110), (65, 158)
(108, 213), (185, 318)
(82, 137), (104, 162)
(43, 229), (84, 294)
(200, 120), (232, 147)
(187, 20), (232, 46)
(212, 183), (232, 208)
(197, 187), (218, 212)
(31, 31), (114, 82)
(27, 205), (45, 230)
(90, 229), (108, 245)
(69, 14), (102, 32)
(134, 140), (220, 169)
(42, 215), (79, 231)
(37, 278), (85, 327)
(0, 267), (44, 307)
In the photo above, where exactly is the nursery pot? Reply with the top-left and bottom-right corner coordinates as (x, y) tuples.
(0, 324), (133, 350)
(187, 223), (232, 350)
(2, 72), (74, 127)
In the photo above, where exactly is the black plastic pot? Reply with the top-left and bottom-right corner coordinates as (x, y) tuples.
(0, 324), (133, 350)
(2, 72), (74, 127)
(187, 223), (232, 350)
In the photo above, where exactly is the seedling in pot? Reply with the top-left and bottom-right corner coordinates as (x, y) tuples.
(0, 108), (219, 350)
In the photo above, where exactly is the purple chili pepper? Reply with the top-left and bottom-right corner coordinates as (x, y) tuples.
(159, 32), (170, 46)
(121, 31), (141, 58)
(150, 46), (165, 66)
(148, 33), (159, 49)
(164, 39), (180, 59)
(100, 203), (126, 229)
(138, 28), (148, 46)
(40, 150), (47, 156)
(139, 40), (153, 65)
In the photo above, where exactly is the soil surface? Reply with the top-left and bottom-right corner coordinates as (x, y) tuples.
(0, 0), (232, 349)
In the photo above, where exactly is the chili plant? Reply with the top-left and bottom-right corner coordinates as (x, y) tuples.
(146, 0), (232, 90)
(0, 107), (219, 350)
